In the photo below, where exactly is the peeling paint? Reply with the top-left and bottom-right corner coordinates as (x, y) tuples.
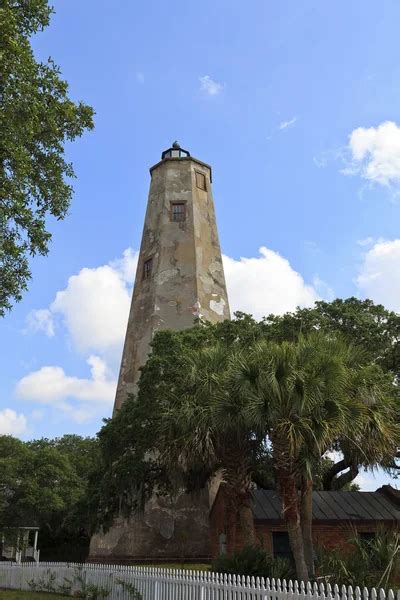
(96, 153), (231, 564)
(210, 298), (226, 316)
(157, 268), (179, 285)
(191, 300), (203, 319)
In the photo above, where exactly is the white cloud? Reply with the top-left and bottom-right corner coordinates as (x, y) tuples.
(357, 236), (375, 247)
(345, 121), (400, 188)
(16, 355), (116, 423)
(199, 75), (224, 96)
(313, 148), (344, 169)
(356, 239), (400, 312)
(25, 308), (55, 337)
(223, 246), (320, 319)
(312, 276), (334, 301)
(279, 116), (297, 130)
(21, 249), (137, 424)
(51, 267), (129, 354)
(313, 155), (328, 169)
(29, 246), (322, 348)
(22, 246), (327, 423)
(28, 248), (138, 356)
(0, 409), (28, 437)
(109, 247), (138, 284)
(304, 240), (320, 253)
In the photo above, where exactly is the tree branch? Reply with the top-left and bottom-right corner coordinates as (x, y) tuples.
(331, 464), (359, 490)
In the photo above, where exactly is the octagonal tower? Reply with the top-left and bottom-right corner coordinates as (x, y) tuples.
(113, 141), (230, 412)
(89, 143), (230, 562)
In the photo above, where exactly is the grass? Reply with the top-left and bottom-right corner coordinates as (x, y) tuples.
(0, 592), (66, 599)
(0, 564), (211, 599)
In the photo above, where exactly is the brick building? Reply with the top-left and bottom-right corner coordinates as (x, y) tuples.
(210, 484), (400, 559)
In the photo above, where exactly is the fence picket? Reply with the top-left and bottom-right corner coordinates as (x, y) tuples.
(0, 562), (396, 600)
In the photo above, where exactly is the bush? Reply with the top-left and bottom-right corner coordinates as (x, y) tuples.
(211, 545), (294, 580)
(317, 528), (400, 589)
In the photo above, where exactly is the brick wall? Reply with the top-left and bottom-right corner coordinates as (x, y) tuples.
(210, 486), (397, 559)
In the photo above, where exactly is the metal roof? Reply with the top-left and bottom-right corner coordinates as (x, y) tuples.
(251, 489), (400, 523)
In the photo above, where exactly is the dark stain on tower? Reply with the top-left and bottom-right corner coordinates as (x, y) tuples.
(89, 143), (230, 562)
(114, 141), (230, 412)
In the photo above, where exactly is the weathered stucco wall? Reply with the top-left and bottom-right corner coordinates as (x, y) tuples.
(90, 488), (212, 562)
(90, 152), (230, 562)
(114, 156), (230, 412)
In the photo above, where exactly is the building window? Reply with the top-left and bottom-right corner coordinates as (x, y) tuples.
(219, 533), (227, 556)
(143, 258), (153, 280)
(359, 532), (375, 542)
(195, 171), (207, 191)
(272, 532), (293, 561)
(358, 532), (376, 556)
(171, 202), (186, 222)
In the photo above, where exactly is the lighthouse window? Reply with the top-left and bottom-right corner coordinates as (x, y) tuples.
(143, 258), (153, 280)
(195, 171), (207, 191)
(171, 202), (186, 222)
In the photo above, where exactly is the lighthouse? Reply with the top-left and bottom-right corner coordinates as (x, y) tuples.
(89, 142), (230, 562)
(114, 141), (230, 411)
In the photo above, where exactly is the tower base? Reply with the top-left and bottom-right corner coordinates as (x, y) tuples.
(88, 489), (212, 564)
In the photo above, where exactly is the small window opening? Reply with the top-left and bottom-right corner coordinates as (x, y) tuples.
(359, 532), (375, 542)
(195, 171), (207, 191)
(171, 202), (186, 222)
(219, 533), (227, 556)
(272, 532), (293, 561)
(358, 532), (376, 556)
(143, 258), (153, 280)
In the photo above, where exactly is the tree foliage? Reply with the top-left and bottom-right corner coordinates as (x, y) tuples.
(230, 334), (399, 580)
(264, 298), (400, 379)
(0, 0), (94, 315)
(212, 545), (294, 580)
(0, 434), (99, 560)
(94, 301), (399, 581)
(318, 528), (400, 589)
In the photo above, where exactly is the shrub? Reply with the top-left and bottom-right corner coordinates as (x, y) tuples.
(211, 545), (294, 580)
(317, 528), (400, 589)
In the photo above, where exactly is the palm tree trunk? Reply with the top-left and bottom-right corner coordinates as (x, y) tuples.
(224, 443), (257, 551)
(238, 493), (257, 547)
(226, 496), (238, 555)
(287, 516), (309, 582)
(276, 464), (309, 582)
(300, 478), (315, 578)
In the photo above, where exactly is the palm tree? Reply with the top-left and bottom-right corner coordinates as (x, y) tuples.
(295, 337), (368, 577)
(155, 344), (262, 552)
(233, 334), (400, 581)
(323, 365), (400, 491)
(153, 332), (399, 582)
(230, 334), (369, 581)
(306, 361), (400, 577)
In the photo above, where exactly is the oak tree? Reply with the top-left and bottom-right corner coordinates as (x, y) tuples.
(0, 0), (94, 315)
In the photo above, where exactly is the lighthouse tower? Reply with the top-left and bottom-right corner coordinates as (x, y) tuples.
(114, 141), (230, 411)
(89, 143), (230, 562)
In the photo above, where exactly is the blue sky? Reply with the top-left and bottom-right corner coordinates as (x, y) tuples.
(2, 0), (400, 490)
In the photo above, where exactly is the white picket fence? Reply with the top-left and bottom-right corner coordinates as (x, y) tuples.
(0, 562), (398, 600)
